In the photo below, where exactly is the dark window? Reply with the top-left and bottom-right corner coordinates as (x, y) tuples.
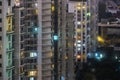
(8, 0), (11, 6)
(0, 36), (2, 40)
(0, 63), (2, 67)
(0, 18), (2, 22)
(0, 27), (2, 31)
(0, 1), (2, 6)
(0, 72), (2, 76)
(28, 28), (32, 32)
(0, 55), (2, 58)
(0, 9), (2, 13)
(21, 44), (23, 49)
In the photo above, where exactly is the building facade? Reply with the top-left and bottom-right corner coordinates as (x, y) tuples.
(0, 0), (98, 80)
(14, 0), (52, 80)
(68, 0), (91, 63)
(0, 0), (15, 80)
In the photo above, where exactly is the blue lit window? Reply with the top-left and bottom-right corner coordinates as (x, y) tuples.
(34, 27), (38, 31)
(53, 35), (58, 40)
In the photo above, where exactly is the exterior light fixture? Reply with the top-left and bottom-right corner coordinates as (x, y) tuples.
(53, 35), (58, 41)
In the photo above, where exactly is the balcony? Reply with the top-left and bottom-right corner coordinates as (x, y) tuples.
(6, 48), (14, 52)
(7, 28), (14, 34)
(6, 65), (15, 70)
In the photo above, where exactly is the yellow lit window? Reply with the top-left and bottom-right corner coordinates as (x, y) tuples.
(76, 29), (81, 32)
(77, 6), (81, 10)
(82, 6), (86, 9)
(35, 9), (38, 14)
(20, 52), (24, 58)
(97, 36), (104, 43)
(15, 0), (20, 6)
(65, 56), (68, 60)
(51, 5), (55, 11)
(52, 64), (54, 68)
(28, 71), (37, 76)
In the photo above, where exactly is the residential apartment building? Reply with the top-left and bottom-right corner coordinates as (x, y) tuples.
(67, 0), (98, 68)
(14, 0), (52, 80)
(0, 0), (15, 80)
(68, 0), (91, 63)
(0, 0), (98, 80)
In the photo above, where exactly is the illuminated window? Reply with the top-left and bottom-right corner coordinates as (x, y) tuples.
(77, 44), (81, 47)
(15, 0), (20, 6)
(77, 40), (81, 43)
(82, 6), (86, 9)
(76, 29), (81, 32)
(77, 48), (81, 51)
(53, 35), (58, 40)
(35, 3), (38, 7)
(51, 5), (55, 11)
(76, 55), (81, 59)
(28, 71), (37, 76)
(77, 22), (81, 25)
(30, 77), (34, 80)
(35, 9), (38, 14)
(34, 27), (38, 31)
(30, 52), (37, 57)
(20, 52), (24, 58)
(77, 6), (81, 10)
(86, 12), (91, 16)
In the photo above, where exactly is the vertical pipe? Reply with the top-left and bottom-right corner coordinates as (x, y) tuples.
(54, 0), (58, 80)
